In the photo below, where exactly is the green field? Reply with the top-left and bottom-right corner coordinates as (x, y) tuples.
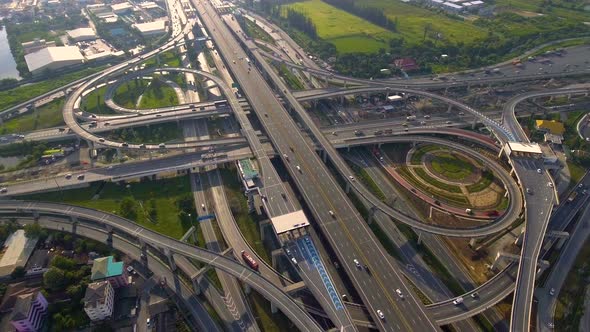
(430, 152), (474, 180)
(364, 0), (487, 44)
(22, 176), (195, 239)
(283, 0), (396, 53)
(80, 86), (117, 115)
(138, 78), (179, 109)
(495, 0), (590, 22)
(0, 67), (105, 111)
(0, 98), (65, 134)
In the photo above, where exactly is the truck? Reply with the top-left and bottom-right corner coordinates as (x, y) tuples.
(567, 191), (578, 203)
(406, 115), (416, 121)
(241, 250), (259, 271)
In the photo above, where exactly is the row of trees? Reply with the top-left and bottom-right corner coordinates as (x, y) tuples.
(322, 0), (397, 32)
(281, 8), (318, 39)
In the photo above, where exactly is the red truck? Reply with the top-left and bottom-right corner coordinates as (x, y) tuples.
(241, 250), (259, 271)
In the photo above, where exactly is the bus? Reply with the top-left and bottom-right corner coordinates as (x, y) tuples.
(241, 250), (259, 271)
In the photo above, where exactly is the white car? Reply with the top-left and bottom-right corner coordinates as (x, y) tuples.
(537, 168), (542, 174)
(547, 182), (553, 188)
(349, 175), (355, 181)
(396, 289), (403, 298)
(296, 165), (301, 172)
(376, 309), (385, 320)
(353, 259), (361, 268)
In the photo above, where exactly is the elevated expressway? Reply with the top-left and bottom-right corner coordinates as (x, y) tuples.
(0, 201), (324, 332)
(200, 2), (440, 331)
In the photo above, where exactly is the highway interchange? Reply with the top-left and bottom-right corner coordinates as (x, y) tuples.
(1, 0), (589, 331)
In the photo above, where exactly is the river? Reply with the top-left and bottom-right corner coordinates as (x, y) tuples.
(0, 26), (21, 80)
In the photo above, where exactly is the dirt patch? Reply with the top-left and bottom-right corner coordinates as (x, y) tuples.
(444, 237), (496, 285)
(467, 182), (506, 209)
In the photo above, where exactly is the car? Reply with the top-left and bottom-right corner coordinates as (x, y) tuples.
(526, 188), (532, 194)
(158, 143), (166, 148)
(156, 114), (162, 117)
(291, 257), (298, 265)
(349, 175), (355, 181)
(98, 138), (105, 142)
(65, 173), (72, 179)
(0, 188), (7, 194)
(583, 189), (588, 195)
(364, 265), (371, 274)
(77, 174), (85, 180)
(537, 168), (542, 174)
(377, 309), (385, 320)
(58, 128), (65, 132)
(296, 165), (301, 172)
(341, 294), (349, 301)
(283, 153), (289, 161)
(353, 259), (361, 268)
(281, 193), (287, 199)
(579, 183), (584, 189)
(285, 248), (291, 256)
(126, 266), (134, 273)
(453, 297), (464, 305)
(201, 204), (206, 211)
(470, 292), (478, 299)
(396, 289), (403, 298)
(446, 120), (452, 124)
(329, 210), (335, 217)
(332, 131), (337, 135)
(121, 142), (129, 147)
(146, 318), (151, 328)
(549, 288), (555, 296)
(289, 146), (294, 152)
(548, 182), (554, 188)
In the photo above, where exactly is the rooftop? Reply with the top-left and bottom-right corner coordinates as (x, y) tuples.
(67, 28), (97, 40)
(0, 230), (39, 277)
(270, 210), (310, 234)
(111, 2), (133, 12)
(84, 281), (111, 309)
(24, 46), (84, 73)
(535, 120), (565, 135)
(506, 141), (543, 154)
(91, 256), (124, 280)
(10, 292), (39, 321)
(238, 158), (259, 180)
(133, 20), (167, 34)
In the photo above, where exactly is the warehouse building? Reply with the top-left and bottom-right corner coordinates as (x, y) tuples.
(67, 28), (97, 42)
(24, 46), (85, 75)
(133, 20), (167, 36)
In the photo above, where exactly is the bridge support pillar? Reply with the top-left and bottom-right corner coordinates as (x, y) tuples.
(469, 238), (478, 248)
(321, 149), (327, 163)
(547, 230), (570, 250)
(447, 104), (452, 113)
(367, 206), (377, 224)
(514, 227), (525, 246)
(345, 182), (351, 194)
(191, 277), (201, 295)
(164, 248), (177, 271)
(472, 118), (477, 130)
(244, 283), (251, 295)
(270, 302), (278, 314)
(538, 260), (550, 276)
(32, 210), (40, 221)
(417, 231), (423, 245)
(567, 94), (571, 101)
(444, 87), (448, 96)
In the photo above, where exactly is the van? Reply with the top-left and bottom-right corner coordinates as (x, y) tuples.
(329, 210), (335, 217)
(453, 297), (464, 305)
(296, 165), (301, 172)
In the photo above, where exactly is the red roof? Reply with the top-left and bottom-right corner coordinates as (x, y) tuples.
(394, 58), (419, 71)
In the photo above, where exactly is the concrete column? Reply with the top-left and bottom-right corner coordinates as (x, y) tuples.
(444, 87), (448, 96)
(32, 210), (40, 220)
(191, 277), (201, 295)
(164, 248), (177, 271)
(244, 283), (251, 295)
(417, 231), (423, 245)
(514, 228), (525, 246)
(472, 118), (477, 130)
(490, 252), (502, 271)
(469, 238), (477, 248)
(345, 182), (351, 194)
(270, 302), (278, 314)
(447, 104), (452, 113)
(556, 237), (567, 250)
(322, 149), (327, 163)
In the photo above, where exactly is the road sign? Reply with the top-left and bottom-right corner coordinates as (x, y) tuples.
(197, 214), (215, 221)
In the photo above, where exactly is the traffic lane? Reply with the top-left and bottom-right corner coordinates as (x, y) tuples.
(4, 201), (324, 331)
(198, 3), (435, 330)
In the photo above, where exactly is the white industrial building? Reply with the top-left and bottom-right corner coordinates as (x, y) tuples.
(24, 46), (85, 75)
(133, 20), (167, 36)
(84, 281), (115, 321)
(67, 28), (97, 42)
(0, 230), (38, 277)
(111, 2), (133, 14)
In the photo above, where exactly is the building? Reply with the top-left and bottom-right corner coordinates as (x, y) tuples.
(9, 291), (48, 332)
(67, 28), (97, 42)
(83, 281), (114, 322)
(133, 20), (167, 36)
(442, 2), (463, 12)
(21, 39), (56, 55)
(0, 230), (39, 277)
(237, 158), (259, 189)
(544, 133), (563, 145)
(110, 2), (133, 14)
(393, 58), (419, 71)
(91, 256), (128, 288)
(535, 120), (565, 135)
(24, 46), (84, 75)
(503, 141), (543, 159)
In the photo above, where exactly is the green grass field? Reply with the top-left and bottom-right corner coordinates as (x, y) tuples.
(0, 98), (65, 134)
(22, 176), (195, 239)
(430, 152), (474, 180)
(80, 86), (117, 115)
(364, 0), (487, 45)
(138, 79), (179, 109)
(495, 0), (590, 22)
(283, 0), (396, 53)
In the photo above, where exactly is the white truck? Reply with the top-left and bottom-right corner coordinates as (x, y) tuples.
(406, 115), (416, 121)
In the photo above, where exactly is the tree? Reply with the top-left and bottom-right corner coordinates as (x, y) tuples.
(119, 196), (138, 220)
(11, 266), (26, 279)
(51, 256), (76, 271)
(24, 223), (47, 239)
(52, 313), (76, 331)
(43, 267), (67, 291)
